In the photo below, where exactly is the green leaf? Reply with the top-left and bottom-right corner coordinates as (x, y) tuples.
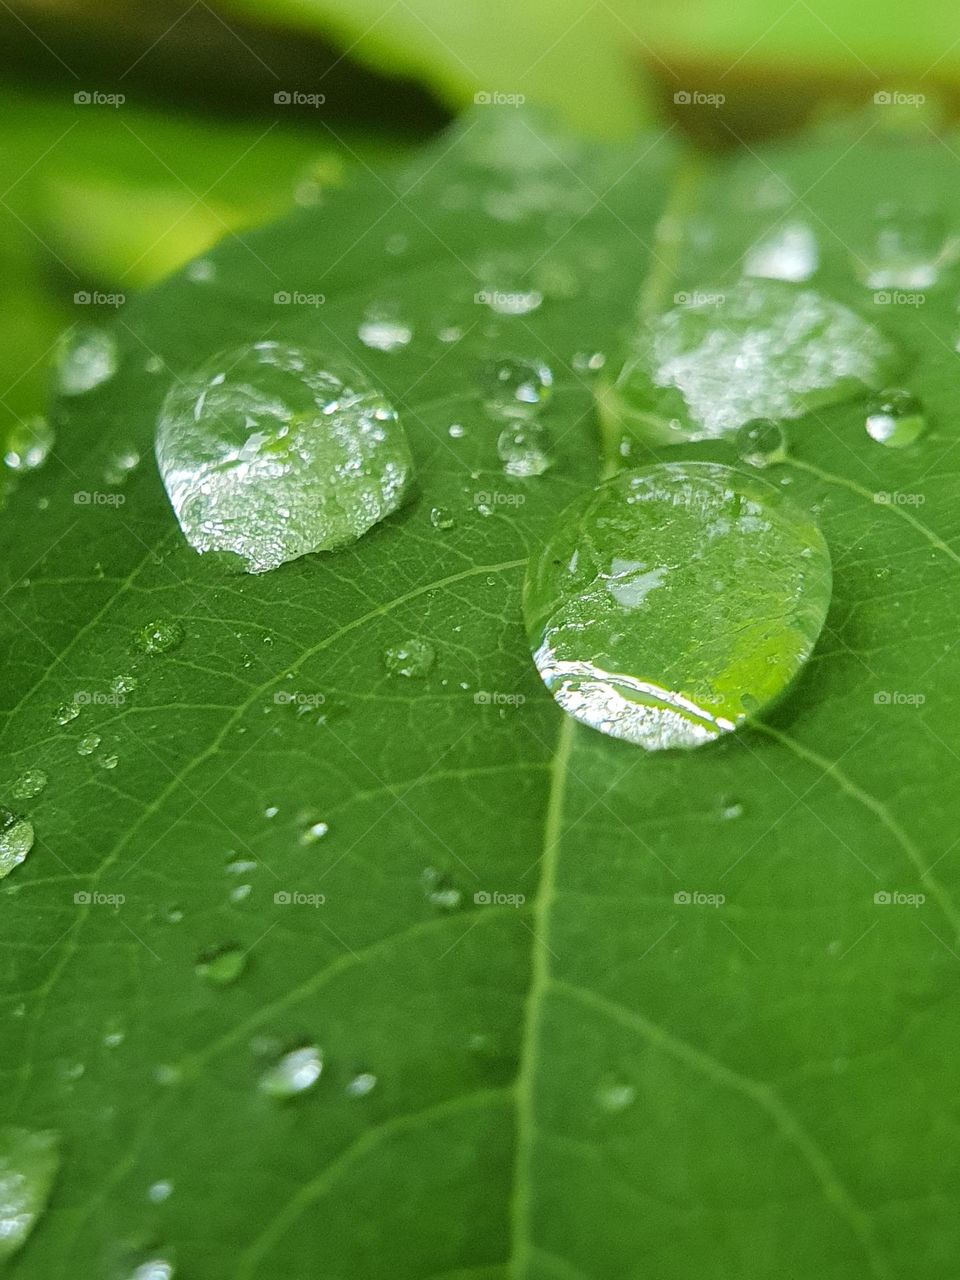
(3, 109), (960, 1278)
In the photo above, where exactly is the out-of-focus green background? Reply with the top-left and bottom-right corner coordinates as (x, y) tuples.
(1, 0), (953, 451)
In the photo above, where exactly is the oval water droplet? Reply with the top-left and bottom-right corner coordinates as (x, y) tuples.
(600, 280), (904, 444)
(497, 423), (551, 477)
(300, 821), (329, 845)
(0, 810), (34, 880)
(421, 866), (462, 910)
(11, 770), (47, 801)
(54, 702), (80, 726)
(98, 754), (119, 771)
(156, 342), (413, 573)
(482, 357), (553, 417)
(744, 221), (818, 283)
(429, 506), (455, 530)
(736, 419), (788, 468)
(523, 462), (832, 750)
(4, 417), (54, 472)
(127, 1258), (175, 1280)
(259, 1045), (323, 1099)
(595, 1076), (636, 1113)
(357, 309), (413, 352)
(865, 388), (926, 448)
(720, 798), (745, 820)
(55, 327), (118, 396)
(195, 943), (246, 986)
(384, 639), (435, 678)
(77, 734), (101, 757)
(135, 619), (184, 655)
(147, 1179), (174, 1204)
(345, 1072), (377, 1098)
(0, 1127), (60, 1261)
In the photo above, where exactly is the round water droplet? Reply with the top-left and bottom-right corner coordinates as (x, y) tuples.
(523, 462), (832, 750)
(135, 619), (184, 655)
(0, 1127), (60, 1261)
(4, 417), (54, 472)
(600, 279), (904, 444)
(429, 506), (455, 530)
(865, 388), (926, 448)
(857, 202), (946, 289)
(55, 327), (118, 396)
(156, 342), (413, 573)
(195, 943), (246, 986)
(736, 419), (788, 468)
(103, 448), (141, 486)
(572, 350), (606, 374)
(54, 702), (80, 726)
(483, 357), (553, 417)
(11, 769), (47, 801)
(448, 423), (467, 439)
(384, 638), (435, 678)
(0, 810), (34, 880)
(358, 309), (413, 352)
(744, 221), (818, 283)
(345, 1072), (377, 1098)
(497, 423), (551, 477)
(77, 734), (101, 757)
(259, 1045), (323, 1099)
(300, 821), (329, 844)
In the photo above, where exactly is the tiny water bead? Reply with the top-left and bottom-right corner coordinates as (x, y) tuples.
(4, 417), (54, 472)
(0, 1127), (60, 1261)
(103, 448), (141, 487)
(743, 221), (818, 283)
(156, 342), (413, 573)
(865, 389), (926, 448)
(599, 279), (903, 444)
(55, 327), (118, 396)
(736, 420), (789, 469)
(857, 202), (947, 289)
(134, 619), (184, 655)
(523, 462), (832, 750)
(384, 638), (435, 678)
(497, 423), (552, 477)
(11, 770), (47, 801)
(0, 810), (34, 880)
(259, 1045), (323, 1099)
(195, 943), (247, 986)
(482, 356), (553, 417)
(595, 1077), (636, 1114)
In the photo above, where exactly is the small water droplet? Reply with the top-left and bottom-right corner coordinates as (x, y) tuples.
(437, 325), (463, 344)
(259, 1045), (323, 1099)
(264, 805), (279, 819)
(55, 327), (118, 396)
(0, 1127), (60, 1261)
(77, 734), (101, 757)
(857, 202), (946, 289)
(524, 462), (832, 749)
(720, 798), (745, 820)
(103, 448), (141, 486)
(147, 1180), (173, 1204)
(429, 506), (455, 530)
(154, 1063), (183, 1087)
(736, 419), (788, 468)
(103, 1018), (125, 1049)
(110, 674), (138, 696)
(54, 702), (80, 726)
(4, 416), (54, 472)
(357, 308), (413, 352)
(226, 857), (257, 875)
(572, 351), (606, 374)
(0, 810), (34, 881)
(595, 1076), (636, 1113)
(127, 1258), (175, 1280)
(135, 619), (184, 655)
(156, 342), (413, 573)
(483, 357), (553, 417)
(345, 1071), (377, 1098)
(11, 769), (47, 801)
(98, 754), (119, 771)
(744, 221), (818, 283)
(384, 639), (435, 678)
(497, 423), (551, 477)
(300, 821), (329, 844)
(229, 883), (252, 903)
(865, 388), (926, 448)
(448, 423), (467, 439)
(187, 257), (216, 284)
(421, 866), (462, 910)
(195, 943), (247, 986)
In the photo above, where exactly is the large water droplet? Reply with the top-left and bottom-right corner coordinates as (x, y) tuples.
(11, 770), (47, 801)
(0, 1127), (60, 1261)
(744, 221), (818, 283)
(857, 203), (946, 288)
(195, 943), (246, 986)
(600, 280), (903, 443)
(0, 810), (34, 880)
(523, 462), (832, 749)
(384, 639), (435, 678)
(259, 1045), (323, 1099)
(4, 417), (54, 472)
(55, 327), (118, 396)
(482, 357), (553, 417)
(497, 423), (551, 477)
(864, 388), (926, 448)
(134, 619), (184, 655)
(156, 342), (413, 573)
